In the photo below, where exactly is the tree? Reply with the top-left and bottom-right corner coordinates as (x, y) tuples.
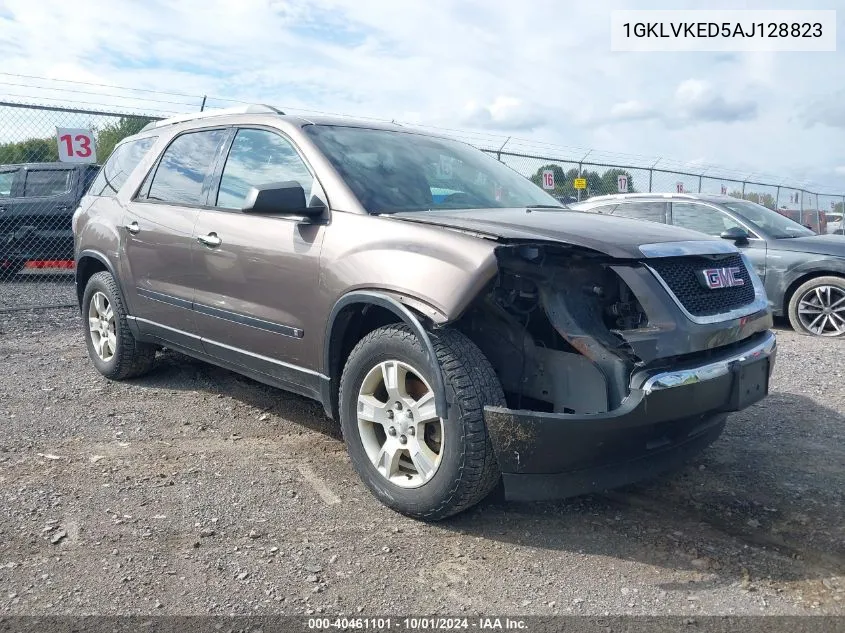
(0, 116), (151, 167)
(0, 137), (59, 164)
(599, 168), (636, 195)
(95, 117), (153, 161)
(729, 190), (777, 210)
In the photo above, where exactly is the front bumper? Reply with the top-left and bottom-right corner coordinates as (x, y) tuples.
(484, 330), (777, 501)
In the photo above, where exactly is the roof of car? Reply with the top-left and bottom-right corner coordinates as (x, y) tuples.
(140, 104), (410, 134)
(576, 192), (744, 205)
(0, 162), (96, 170)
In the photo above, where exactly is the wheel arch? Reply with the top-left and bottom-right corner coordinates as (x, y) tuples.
(322, 291), (448, 422)
(76, 250), (122, 310)
(783, 270), (845, 316)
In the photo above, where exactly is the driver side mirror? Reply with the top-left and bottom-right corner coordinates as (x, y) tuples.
(720, 226), (750, 244)
(241, 181), (325, 219)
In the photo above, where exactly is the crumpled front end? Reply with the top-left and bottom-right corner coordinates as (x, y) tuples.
(454, 239), (776, 501)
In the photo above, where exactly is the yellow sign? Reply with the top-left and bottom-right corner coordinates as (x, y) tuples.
(573, 178), (587, 190)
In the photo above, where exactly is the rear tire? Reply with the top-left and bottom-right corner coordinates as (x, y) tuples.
(82, 271), (157, 379)
(339, 323), (505, 520)
(787, 276), (845, 337)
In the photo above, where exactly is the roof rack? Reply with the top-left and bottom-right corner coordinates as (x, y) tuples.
(140, 104), (285, 131)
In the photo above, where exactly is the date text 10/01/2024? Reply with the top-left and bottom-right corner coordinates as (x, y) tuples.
(307, 618), (528, 630)
(622, 22), (823, 38)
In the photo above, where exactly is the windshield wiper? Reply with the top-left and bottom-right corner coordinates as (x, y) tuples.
(526, 204), (565, 209)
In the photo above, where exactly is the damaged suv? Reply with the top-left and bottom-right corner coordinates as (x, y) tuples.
(73, 105), (776, 519)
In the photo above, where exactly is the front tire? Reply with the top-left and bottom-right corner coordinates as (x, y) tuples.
(82, 271), (156, 379)
(787, 276), (845, 337)
(339, 324), (505, 520)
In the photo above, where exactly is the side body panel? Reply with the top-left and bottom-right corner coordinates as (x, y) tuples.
(763, 247), (845, 315)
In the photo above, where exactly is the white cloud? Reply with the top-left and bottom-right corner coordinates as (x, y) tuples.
(0, 0), (843, 190)
(673, 78), (757, 123)
(462, 97), (547, 131)
(608, 100), (658, 122)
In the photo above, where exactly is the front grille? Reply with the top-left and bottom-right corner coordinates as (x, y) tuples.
(648, 254), (756, 317)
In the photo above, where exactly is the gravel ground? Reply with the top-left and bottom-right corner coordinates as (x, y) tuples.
(0, 276), (76, 311)
(0, 308), (843, 617)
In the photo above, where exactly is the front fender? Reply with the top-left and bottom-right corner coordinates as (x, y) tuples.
(766, 253), (845, 313)
(321, 290), (449, 421)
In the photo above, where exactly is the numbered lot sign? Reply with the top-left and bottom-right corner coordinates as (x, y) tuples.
(676, 181), (684, 193)
(542, 169), (555, 190)
(617, 174), (628, 193)
(57, 128), (97, 163)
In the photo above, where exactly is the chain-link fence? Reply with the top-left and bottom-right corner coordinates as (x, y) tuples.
(0, 102), (159, 311)
(483, 149), (845, 237)
(2, 100), (844, 312)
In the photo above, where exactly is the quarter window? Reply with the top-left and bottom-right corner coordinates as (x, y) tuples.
(216, 129), (313, 210)
(612, 201), (666, 223)
(147, 129), (228, 205)
(88, 137), (157, 197)
(0, 170), (15, 198)
(672, 203), (743, 236)
(23, 170), (72, 197)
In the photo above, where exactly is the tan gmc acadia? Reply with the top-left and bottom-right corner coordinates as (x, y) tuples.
(73, 105), (777, 520)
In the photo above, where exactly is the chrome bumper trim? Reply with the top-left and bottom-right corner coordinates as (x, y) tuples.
(640, 331), (777, 395)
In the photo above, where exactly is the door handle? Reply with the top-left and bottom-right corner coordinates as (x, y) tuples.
(197, 232), (222, 247)
(124, 221), (140, 235)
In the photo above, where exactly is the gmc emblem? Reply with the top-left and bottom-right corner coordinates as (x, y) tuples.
(697, 266), (745, 290)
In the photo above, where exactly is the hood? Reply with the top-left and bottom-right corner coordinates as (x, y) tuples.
(769, 234), (845, 257)
(390, 208), (728, 259)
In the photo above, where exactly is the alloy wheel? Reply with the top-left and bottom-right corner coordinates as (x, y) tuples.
(88, 291), (117, 361)
(356, 360), (443, 488)
(797, 285), (845, 336)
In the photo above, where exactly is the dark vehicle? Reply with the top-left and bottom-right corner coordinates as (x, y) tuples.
(73, 106), (776, 519)
(0, 161), (100, 279)
(572, 193), (845, 338)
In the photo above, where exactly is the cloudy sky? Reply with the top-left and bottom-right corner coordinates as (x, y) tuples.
(1, 0), (844, 192)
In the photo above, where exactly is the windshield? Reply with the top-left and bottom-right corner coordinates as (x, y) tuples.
(304, 125), (563, 213)
(721, 199), (815, 239)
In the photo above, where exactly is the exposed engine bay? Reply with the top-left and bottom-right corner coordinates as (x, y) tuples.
(456, 242), (768, 416)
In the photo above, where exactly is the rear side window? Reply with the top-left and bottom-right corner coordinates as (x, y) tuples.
(612, 201), (667, 223)
(88, 137), (157, 197)
(23, 170), (72, 197)
(672, 202), (743, 236)
(0, 170), (16, 198)
(147, 129), (228, 205)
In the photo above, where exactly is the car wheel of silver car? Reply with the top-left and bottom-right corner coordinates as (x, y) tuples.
(788, 276), (845, 338)
(82, 271), (157, 379)
(339, 323), (506, 520)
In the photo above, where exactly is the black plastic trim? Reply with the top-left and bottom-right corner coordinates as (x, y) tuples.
(135, 287), (304, 338)
(75, 249), (123, 308)
(322, 291), (448, 420)
(193, 302), (304, 338)
(129, 317), (324, 402)
(136, 287), (192, 311)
